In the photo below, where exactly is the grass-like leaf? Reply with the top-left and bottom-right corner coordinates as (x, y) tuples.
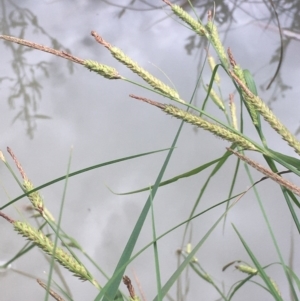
(109, 155), (227, 195)
(0, 148), (169, 210)
(95, 123), (184, 301)
(232, 224), (283, 301)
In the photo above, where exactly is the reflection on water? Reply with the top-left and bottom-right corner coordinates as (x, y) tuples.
(0, 0), (73, 138)
(1, 0), (299, 137)
(0, 1), (300, 301)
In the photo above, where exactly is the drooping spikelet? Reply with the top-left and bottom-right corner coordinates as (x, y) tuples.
(235, 263), (281, 296)
(235, 264), (258, 275)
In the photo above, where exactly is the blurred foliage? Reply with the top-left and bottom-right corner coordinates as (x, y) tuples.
(1, 0), (300, 137)
(105, 0), (300, 104)
(0, 0), (73, 138)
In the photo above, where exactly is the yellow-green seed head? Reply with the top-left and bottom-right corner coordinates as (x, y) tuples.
(0, 151), (6, 162)
(231, 70), (300, 155)
(186, 243), (192, 254)
(171, 4), (206, 36)
(164, 105), (257, 151)
(269, 278), (281, 296)
(84, 60), (121, 79)
(185, 243), (198, 262)
(229, 99), (238, 130)
(23, 180), (44, 212)
(204, 85), (225, 111)
(14, 221), (92, 282)
(233, 65), (245, 81)
(205, 21), (229, 68)
(109, 46), (181, 101)
(236, 264), (258, 275)
(208, 55), (220, 84)
(14, 221), (54, 255)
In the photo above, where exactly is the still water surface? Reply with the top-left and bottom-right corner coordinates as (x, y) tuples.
(0, 1), (299, 300)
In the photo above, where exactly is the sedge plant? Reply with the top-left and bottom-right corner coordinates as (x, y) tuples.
(0, 1), (299, 301)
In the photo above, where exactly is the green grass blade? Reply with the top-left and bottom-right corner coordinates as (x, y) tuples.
(227, 275), (255, 300)
(243, 161), (299, 301)
(223, 150), (241, 230)
(45, 148), (74, 301)
(266, 149), (300, 170)
(91, 194), (238, 301)
(284, 265), (300, 290)
(186, 260), (229, 301)
(263, 154), (300, 232)
(181, 148), (233, 245)
(0, 148), (170, 210)
(232, 224), (283, 301)
(152, 199), (239, 301)
(150, 191), (162, 301)
(109, 156), (225, 195)
(95, 126), (184, 301)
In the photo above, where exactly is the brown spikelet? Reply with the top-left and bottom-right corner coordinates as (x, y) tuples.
(0, 35), (84, 64)
(7, 147), (28, 180)
(123, 276), (139, 301)
(37, 279), (65, 301)
(227, 148), (300, 196)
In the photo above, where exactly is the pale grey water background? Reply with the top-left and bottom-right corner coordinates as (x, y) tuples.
(0, 1), (300, 300)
